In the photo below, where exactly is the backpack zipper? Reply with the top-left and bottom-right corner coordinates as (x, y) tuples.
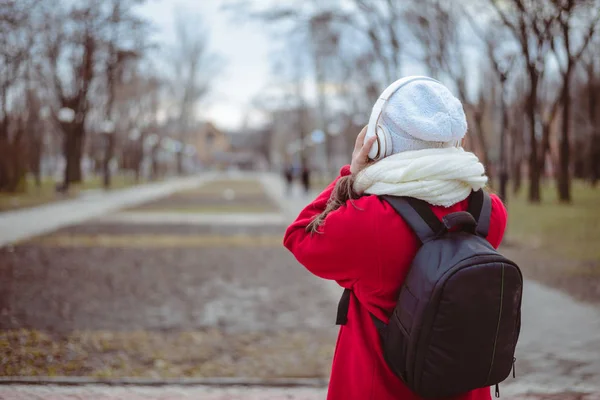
(486, 264), (505, 386)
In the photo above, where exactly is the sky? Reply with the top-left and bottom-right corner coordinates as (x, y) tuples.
(137, 0), (273, 131)
(136, 1), (488, 133)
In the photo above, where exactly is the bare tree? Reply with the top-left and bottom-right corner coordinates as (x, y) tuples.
(169, 11), (220, 175)
(508, 78), (529, 195)
(112, 68), (162, 182)
(40, 2), (101, 189)
(405, 1), (492, 174)
(0, 0), (41, 192)
(485, 29), (517, 201)
(580, 38), (600, 185)
(490, 0), (557, 203)
(101, 0), (148, 188)
(345, 0), (404, 84)
(548, 0), (600, 202)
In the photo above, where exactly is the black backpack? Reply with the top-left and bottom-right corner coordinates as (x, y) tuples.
(336, 190), (522, 398)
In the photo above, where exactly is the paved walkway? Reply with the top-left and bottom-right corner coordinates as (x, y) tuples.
(0, 175), (213, 247)
(0, 385), (326, 400)
(97, 211), (286, 226)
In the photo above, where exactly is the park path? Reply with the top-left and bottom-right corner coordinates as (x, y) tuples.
(0, 175), (215, 247)
(0, 172), (599, 399)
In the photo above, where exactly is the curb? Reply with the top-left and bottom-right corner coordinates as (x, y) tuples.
(0, 377), (329, 388)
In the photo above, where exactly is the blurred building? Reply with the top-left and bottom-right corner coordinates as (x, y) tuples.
(187, 122), (272, 171)
(189, 122), (231, 168)
(219, 128), (271, 170)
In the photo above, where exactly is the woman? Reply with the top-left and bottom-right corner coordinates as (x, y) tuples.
(283, 77), (507, 400)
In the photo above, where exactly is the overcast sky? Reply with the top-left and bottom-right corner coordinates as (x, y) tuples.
(136, 1), (490, 133)
(138, 0), (273, 131)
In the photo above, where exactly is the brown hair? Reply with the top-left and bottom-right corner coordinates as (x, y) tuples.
(306, 175), (362, 234)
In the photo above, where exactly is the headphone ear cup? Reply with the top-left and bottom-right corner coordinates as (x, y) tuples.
(377, 124), (393, 158)
(367, 132), (380, 160)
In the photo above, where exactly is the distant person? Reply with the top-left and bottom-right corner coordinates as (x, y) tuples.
(283, 164), (294, 196)
(300, 166), (311, 195)
(284, 76), (520, 400)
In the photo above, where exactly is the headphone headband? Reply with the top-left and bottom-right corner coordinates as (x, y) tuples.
(366, 76), (442, 160)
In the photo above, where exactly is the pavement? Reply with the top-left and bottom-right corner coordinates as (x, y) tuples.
(0, 172), (599, 399)
(0, 384), (327, 400)
(0, 175), (213, 248)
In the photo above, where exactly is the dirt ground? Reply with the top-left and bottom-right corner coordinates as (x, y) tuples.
(128, 179), (279, 213)
(0, 217), (336, 379)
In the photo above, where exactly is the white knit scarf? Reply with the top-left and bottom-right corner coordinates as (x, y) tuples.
(353, 147), (488, 207)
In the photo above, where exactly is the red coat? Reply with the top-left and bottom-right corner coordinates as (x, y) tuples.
(284, 165), (508, 400)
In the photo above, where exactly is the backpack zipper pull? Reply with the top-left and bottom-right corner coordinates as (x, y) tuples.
(512, 357), (516, 378)
(495, 383), (500, 398)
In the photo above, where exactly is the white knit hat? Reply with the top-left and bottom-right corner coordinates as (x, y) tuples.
(380, 79), (468, 154)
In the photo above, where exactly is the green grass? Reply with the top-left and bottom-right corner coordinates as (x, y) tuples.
(505, 181), (600, 262)
(0, 175), (144, 213)
(0, 178), (67, 212)
(75, 175), (141, 191)
(310, 176), (599, 262)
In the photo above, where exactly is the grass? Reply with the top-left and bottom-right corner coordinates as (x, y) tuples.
(0, 328), (334, 379)
(311, 176), (599, 262)
(505, 181), (600, 262)
(0, 179), (63, 212)
(76, 175), (141, 191)
(0, 175), (144, 213)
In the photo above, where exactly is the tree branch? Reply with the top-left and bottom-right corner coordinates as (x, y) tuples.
(489, 0), (519, 36)
(572, 7), (600, 65)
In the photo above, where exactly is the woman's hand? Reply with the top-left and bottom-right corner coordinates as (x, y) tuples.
(350, 126), (377, 175)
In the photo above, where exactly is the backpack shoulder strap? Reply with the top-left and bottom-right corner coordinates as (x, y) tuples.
(336, 287), (388, 335)
(467, 189), (492, 238)
(336, 288), (351, 325)
(381, 195), (443, 243)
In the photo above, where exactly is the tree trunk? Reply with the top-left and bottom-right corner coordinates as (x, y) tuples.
(557, 68), (572, 203)
(31, 142), (42, 188)
(103, 133), (115, 189)
(151, 144), (159, 181)
(72, 127), (84, 183)
(511, 112), (525, 195)
(0, 125), (27, 193)
(527, 68), (541, 202)
(473, 111), (491, 180)
(591, 132), (600, 187)
(499, 87), (509, 203)
(538, 120), (553, 180)
(0, 137), (9, 192)
(62, 123), (84, 186)
(587, 72), (599, 186)
(63, 131), (74, 188)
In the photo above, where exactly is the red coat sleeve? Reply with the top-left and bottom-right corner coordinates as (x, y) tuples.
(283, 165), (374, 288)
(487, 193), (508, 249)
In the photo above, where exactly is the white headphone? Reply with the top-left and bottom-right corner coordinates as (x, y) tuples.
(365, 76), (443, 160)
